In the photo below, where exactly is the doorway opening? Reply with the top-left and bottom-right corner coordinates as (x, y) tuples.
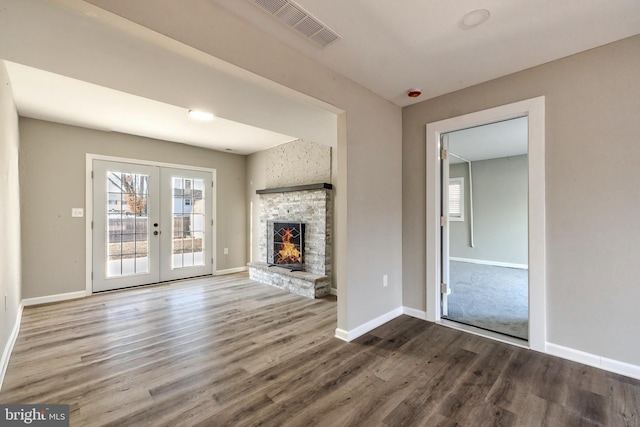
(440, 117), (529, 340)
(425, 97), (546, 351)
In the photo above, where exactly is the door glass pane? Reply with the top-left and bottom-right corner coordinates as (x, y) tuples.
(183, 251), (194, 268)
(171, 177), (205, 269)
(106, 171), (149, 277)
(107, 226), (122, 278)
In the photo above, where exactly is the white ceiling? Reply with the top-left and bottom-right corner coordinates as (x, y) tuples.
(447, 117), (528, 164)
(208, 0), (640, 107)
(4, 61), (298, 155)
(1, 0), (639, 153)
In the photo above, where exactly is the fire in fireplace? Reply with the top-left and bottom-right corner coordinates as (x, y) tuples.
(269, 221), (305, 271)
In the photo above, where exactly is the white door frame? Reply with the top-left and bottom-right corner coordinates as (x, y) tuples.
(85, 154), (217, 295)
(425, 96), (546, 352)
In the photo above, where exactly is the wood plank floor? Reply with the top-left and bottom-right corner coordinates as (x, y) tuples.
(1, 273), (638, 426)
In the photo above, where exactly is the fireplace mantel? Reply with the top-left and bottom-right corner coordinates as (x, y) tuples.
(256, 183), (332, 194)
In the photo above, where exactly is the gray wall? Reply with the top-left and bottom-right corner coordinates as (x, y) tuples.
(450, 155), (528, 265)
(247, 150), (268, 266)
(19, 118), (247, 299)
(0, 62), (21, 361)
(403, 35), (640, 365)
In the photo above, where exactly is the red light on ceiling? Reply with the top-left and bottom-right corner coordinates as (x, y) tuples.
(407, 89), (422, 98)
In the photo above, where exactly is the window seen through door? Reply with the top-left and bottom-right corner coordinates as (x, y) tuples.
(448, 177), (464, 221)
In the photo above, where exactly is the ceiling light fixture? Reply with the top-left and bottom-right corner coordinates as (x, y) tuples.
(460, 9), (490, 29)
(188, 109), (214, 121)
(407, 88), (422, 98)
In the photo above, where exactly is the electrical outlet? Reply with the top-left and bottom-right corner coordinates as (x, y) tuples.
(383, 274), (388, 287)
(71, 208), (84, 217)
(224, 248), (229, 255)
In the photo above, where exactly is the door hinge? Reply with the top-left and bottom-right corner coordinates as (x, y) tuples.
(441, 283), (450, 294)
(211, 219), (214, 226)
(441, 149), (448, 160)
(91, 221), (94, 230)
(440, 216), (447, 227)
(91, 170), (94, 179)
(212, 181), (214, 188)
(91, 272), (93, 280)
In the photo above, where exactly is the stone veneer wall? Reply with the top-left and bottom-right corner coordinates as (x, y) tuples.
(258, 188), (332, 278)
(265, 139), (331, 188)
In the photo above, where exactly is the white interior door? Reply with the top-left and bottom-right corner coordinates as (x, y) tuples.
(441, 134), (451, 317)
(93, 160), (213, 292)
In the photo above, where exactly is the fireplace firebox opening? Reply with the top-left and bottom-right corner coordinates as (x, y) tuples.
(268, 221), (305, 271)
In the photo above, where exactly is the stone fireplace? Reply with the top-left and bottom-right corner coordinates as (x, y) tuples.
(248, 183), (332, 298)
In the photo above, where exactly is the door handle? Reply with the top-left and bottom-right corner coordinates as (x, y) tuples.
(153, 231), (159, 236)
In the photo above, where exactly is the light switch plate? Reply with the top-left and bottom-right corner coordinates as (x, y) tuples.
(72, 208), (84, 218)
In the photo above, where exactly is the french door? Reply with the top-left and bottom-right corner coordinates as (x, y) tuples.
(92, 160), (213, 292)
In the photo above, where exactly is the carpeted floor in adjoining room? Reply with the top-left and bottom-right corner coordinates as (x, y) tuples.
(446, 261), (528, 340)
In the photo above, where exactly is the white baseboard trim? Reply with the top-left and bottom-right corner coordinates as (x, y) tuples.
(330, 288), (337, 296)
(215, 266), (248, 276)
(0, 303), (23, 390)
(402, 306), (428, 320)
(334, 328), (349, 341)
(22, 291), (87, 307)
(450, 257), (528, 270)
(546, 342), (640, 380)
(334, 307), (403, 342)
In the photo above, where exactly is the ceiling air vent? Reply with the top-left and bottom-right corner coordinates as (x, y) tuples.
(251, 0), (341, 48)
